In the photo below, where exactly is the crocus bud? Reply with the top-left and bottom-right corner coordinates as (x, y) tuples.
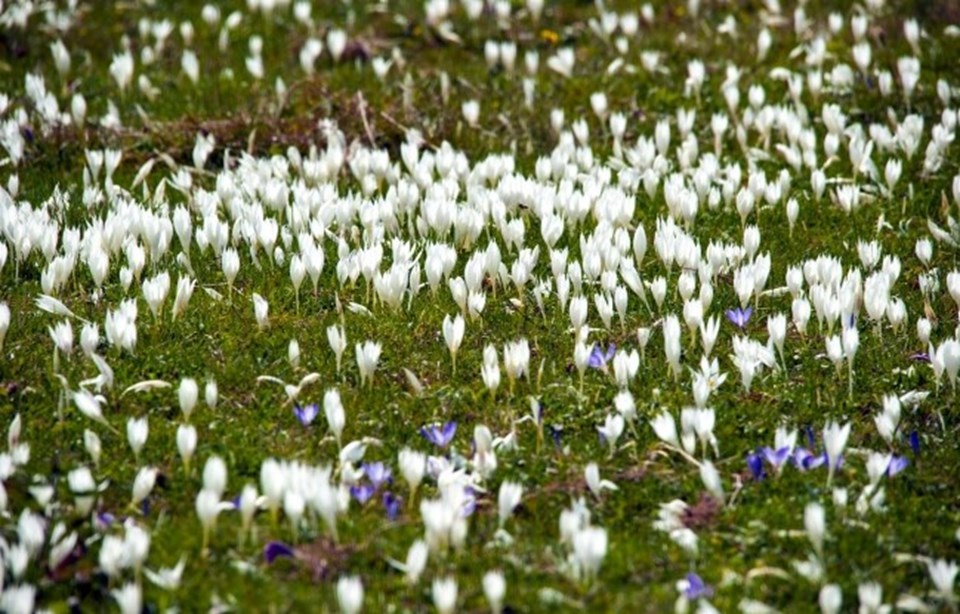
(177, 424), (197, 472)
(462, 100), (480, 127)
(126, 417), (148, 462)
(327, 325), (347, 373)
(432, 577), (458, 614)
(324, 388), (345, 446)
(68, 466), (96, 515)
(336, 576), (364, 614)
(398, 448), (426, 496)
(442, 314), (465, 373)
(497, 481), (523, 528)
(355, 341), (381, 387)
(252, 293), (269, 330)
(179, 378), (198, 422)
(205, 380), (218, 409)
(202, 456), (227, 497)
(84, 429), (102, 468)
(196, 488), (222, 554)
(0, 302), (10, 351)
(288, 339), (301, 368)
(483, 571), (506, 614)
(819, 584), (842, 614)
(405, 539), (428, 585)
(131, 467), (157, 507)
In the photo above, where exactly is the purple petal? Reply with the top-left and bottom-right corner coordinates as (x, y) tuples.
(383, 491), (401, 520)
(461, 487), (476, 518)
(95, 512), (116, 531)
(726, 307), (752, 329)
(440, 421), (458, 446)
(792, 448), (811, 469)
(747, 452), (765, 481)
(421, 422), (458, 448)
(419, 426), (438, 446)
(604, 344), (617, 361)
(794, 448), (827, 471)
(807, 453), (828, 470)
(549, 425), (563, 451)
(363, 462), (392, 488)
(294, 403), (319, 426)
(887, 455), (909, 477)
(350, 484), (376, 505)
(684, 572), (714, 600)
(909, 430), (921, 456)
(264, 541), (295, 564)
(588, 345), (605, 369)
(762, 446), (792, 469)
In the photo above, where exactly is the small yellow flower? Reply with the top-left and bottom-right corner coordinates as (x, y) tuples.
(540, 29), (559, 44)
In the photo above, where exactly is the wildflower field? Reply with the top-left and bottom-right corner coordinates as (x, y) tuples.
(2, 0), (960, 611)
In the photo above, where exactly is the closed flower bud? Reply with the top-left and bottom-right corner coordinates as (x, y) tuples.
(177, 424), (197, 471)
(179, 378), (198, 421)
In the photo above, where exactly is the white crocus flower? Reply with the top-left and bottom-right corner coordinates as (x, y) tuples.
(497, 481), (523, 528)
(252, 293), (269, 330)
(126, 417), (148, 464)
(355, 341), (382, 387)
(584, 462), (618, 497)
(337, 576), (364, 614)
(179, 378), (198, 422)
(432, 577), (458, 614)
(442, 314), (465, 374)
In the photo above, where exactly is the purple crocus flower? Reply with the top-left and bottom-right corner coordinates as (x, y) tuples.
(363, 462), (392, 489)
(383, 491), (401, 520)
(747, 452), (766, 481)
(761, 446), (792, 470)
(264, 541), (295, 564)
(794, 448), (828, 471)
(887, 455), (909, 477)
(684, 572), (714, 600)
(909, 431), (921, 456)
(420, 421), (457, 448)
(293, 403), (319, 426)
(95, 512), (116, 531)
(911, 352), (930, 363)
(588, 343), (616, 369)
(461, 487), (477, 518)
(350, 483), (376, 505)
(725, 306), (752, 329)
(549, 425), (563, 451)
